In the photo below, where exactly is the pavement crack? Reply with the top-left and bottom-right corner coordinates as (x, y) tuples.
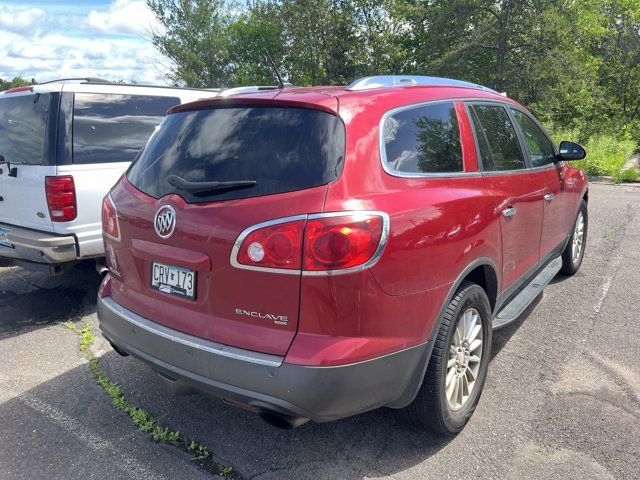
(588, 353), (640, 410)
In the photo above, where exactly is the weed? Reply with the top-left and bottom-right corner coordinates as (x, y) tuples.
(64, 321), (237, 479)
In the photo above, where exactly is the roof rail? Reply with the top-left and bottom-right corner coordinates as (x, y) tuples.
(346, 75), (498, 94)
(219, 84), (294, 97)
(38, 77), (111, 85)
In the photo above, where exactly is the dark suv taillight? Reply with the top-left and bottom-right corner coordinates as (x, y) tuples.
(232, 212), (389, 275)
(45, 176), (77, 222)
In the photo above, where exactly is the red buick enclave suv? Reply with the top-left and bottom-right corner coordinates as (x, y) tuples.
(97, 76), (588, 435)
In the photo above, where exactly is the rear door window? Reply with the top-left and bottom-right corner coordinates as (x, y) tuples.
(469, 104), (526, 171)
(383, 102), (463, 174)
(511, 109), (556, 167)
(0, 93), (50, 165)
(127, 106), (346, 203)
(72, 93), (179, 164)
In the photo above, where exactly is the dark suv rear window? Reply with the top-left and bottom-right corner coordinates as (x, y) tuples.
(73, 93), (179, 164)
(127, 106), (346, 202)
(0, 93), (50, 165)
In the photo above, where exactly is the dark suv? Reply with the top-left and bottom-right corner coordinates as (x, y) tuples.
(97, 76), (588, 435)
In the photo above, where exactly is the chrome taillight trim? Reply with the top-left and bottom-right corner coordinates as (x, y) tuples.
(229, 211), (391, 276)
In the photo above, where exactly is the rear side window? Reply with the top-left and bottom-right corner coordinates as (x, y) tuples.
(469, 104), (526, 171)
(383, 102), (463, 174)
(511, 109), (556, 167)
(0, 93), (50, 165)
(73, 93), (179, 164)
(127, 106), (346, 203)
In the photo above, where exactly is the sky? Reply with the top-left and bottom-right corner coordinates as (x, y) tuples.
(0, 0), (170, 84)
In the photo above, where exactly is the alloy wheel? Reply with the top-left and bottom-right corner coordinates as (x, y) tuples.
(446, 308), (483, 411)
(572, 211), (585, 264)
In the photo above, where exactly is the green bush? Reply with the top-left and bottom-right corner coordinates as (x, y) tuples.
(578, 135), (636, 181)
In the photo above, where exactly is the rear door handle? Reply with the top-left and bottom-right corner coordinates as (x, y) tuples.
(544, 193), (555, 202)
(502, 206), (517, 218)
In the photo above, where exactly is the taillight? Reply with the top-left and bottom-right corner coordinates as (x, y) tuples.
(102, 194), (120, 241)
(45, 176), (76, 222)
(304, 214), (385, 271)
(232, 212), (389, 275)
(235, 218), (305, 271)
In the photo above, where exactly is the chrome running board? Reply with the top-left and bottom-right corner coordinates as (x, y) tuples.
(492, 256), (562, 330)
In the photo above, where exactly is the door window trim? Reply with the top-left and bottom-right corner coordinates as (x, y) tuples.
(379, 99), (481, 179)
(508, 106), (560, 169)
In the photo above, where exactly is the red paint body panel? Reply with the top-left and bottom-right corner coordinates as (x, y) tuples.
(480, 172), (543, 289)
(105, 177), (327, 356)
(101, 83), (589, 368)
(537, 163), (581, 258)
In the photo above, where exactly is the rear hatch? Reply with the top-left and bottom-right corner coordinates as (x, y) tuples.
(0, 89), (57, 232)
(108, 102), (345, 355)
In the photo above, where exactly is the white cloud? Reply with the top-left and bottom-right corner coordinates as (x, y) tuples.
(0, 1), (172, 85)
(0, 6), (45, 34)
(86, 0), (161, 36)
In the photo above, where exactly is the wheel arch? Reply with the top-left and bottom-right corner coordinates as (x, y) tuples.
(387, 257), (499, 409)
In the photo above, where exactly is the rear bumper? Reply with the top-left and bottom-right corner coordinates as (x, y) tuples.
(0, 223), (77, 264)
(97, 295), (432, 422)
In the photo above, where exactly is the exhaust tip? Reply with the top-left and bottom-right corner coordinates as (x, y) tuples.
(109, 342), (129, 357)
(95, 259), (109, 276)
(258, 409), (309, 429)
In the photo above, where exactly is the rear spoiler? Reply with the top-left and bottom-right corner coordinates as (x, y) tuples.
(168, 95), (339, 117)
(2, 86), (34, 94)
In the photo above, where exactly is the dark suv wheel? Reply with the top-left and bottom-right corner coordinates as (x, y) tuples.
(560, 200), (588, 276)
(404, 281), (492, 435)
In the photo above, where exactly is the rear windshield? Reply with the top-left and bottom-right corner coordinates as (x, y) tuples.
(127, 106), (346, 202)
(0, 93), (50, 165)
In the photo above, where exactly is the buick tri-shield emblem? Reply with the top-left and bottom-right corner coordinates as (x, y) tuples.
(154, 205), (176, 239)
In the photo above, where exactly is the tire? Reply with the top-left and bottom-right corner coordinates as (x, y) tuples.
(404, 281), (492, 435)
(560, 200), (588, 276)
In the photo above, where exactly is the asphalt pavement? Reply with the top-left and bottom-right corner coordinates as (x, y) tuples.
(1, 182), (639, 479)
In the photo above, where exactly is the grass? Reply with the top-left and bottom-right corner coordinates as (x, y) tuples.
(549, 128), (638, 183)
(580, 135), (637, 182)
(64, 321), (237, 478)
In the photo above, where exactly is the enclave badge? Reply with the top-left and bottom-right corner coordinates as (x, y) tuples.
(154, 205), (176, 239)
(235, 308), (289, 325)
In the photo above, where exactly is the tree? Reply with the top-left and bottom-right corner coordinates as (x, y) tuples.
(227, 3), (288, 86)
(592, 0), (640, 123)
(0, 76), (35, 90)
(148, 0), (232, 87)
(145, 0), (640, 144)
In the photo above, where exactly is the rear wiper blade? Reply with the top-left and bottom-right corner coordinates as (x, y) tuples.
(167, 175), (257, 195)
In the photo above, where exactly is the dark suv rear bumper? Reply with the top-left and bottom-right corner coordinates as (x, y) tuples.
(97, 295), (432, 422)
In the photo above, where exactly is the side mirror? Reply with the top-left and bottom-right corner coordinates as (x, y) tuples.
(557, 141), (586, 161)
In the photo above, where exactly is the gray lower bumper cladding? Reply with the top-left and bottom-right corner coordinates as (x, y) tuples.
(97, 296), (433, 423)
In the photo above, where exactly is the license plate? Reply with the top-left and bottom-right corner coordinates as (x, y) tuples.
(0, 227), (12, 248)
(151, 262), (196, 300)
